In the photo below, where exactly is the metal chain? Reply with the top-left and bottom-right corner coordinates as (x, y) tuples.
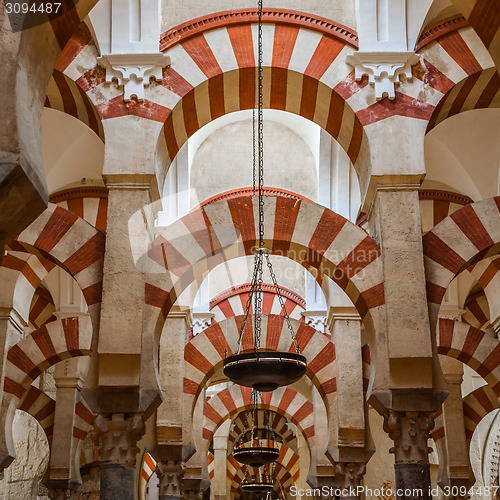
(252, 108), (256, 194)
(265, 253), (301, 353)
(257, 0), (265, 248)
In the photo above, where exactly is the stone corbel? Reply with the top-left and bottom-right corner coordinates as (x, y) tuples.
(345, 52), (419, 100)
(98, 53), (170, 102)
(301, 310), (327, 334)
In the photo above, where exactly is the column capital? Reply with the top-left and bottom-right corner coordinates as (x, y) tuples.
(156, 460), (186, 498)
(383, 410), (434, 463)
(103, 173), (161, 202)
(334, 461), (366, 488)
(94, 413), (145, 468)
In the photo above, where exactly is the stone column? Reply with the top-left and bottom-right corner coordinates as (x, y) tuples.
(44, 358), (85, 496)
(334, 462), (366, 500)
(212, 423), (229, 500)
(383, 411), (434, 500)
(94, 413), (145, 500)
(156, 460), (185, 500)
(438, 357), (474, 499)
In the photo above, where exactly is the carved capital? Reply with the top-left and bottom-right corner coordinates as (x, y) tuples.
(98, 53), (169, 102)
(383, 411), (434, 463)
(94, 413), (145, 468)
(334, 462), (366, 489)
(157, 460), (185, 497)
(345, 51), (419, 100)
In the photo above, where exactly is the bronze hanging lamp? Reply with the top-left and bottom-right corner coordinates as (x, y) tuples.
(223, 0), (307, 393)
(241, 462), (275, 494)
(233, 390), (279, 467)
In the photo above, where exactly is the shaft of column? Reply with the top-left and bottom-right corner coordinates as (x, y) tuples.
(95, 413), (145, 500)
(384, 411), (434, 500)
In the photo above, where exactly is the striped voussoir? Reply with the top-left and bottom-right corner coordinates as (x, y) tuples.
(228, 411), (298, 453)
(203, 384), (314, 444)
(49, 186), (108, 234)
(423, 196), (500, 328)
(14, 203), (105, 313)
(139, 451), (157, 500)
(73, 398), (95, 442)
(147, 194), (384, 326)
(414, 25), (498, 133)
(184, 314), (335, 411)
(463, 286), (492, 329)
(463, 385), (500, 441)
(207, 451), (214, 480)
(4, 316), (92, 401)
(438, 319), (500, 394)
(419, 189), (473, 233)
(210, 283), (305, 324)
(230, 459), (295, 495)
(17, 385), (56, 441)
(451, 0), (500, 71)
(28, 285), (57, 331)
(228, 441), (300, 486)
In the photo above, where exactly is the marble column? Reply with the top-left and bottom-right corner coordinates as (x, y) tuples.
(95, 413), (145, 500)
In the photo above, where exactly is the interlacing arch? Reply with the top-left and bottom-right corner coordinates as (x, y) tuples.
(203, 384), (314, 445)
(144, 193), (384, 351)
(184, 314), (333, 419)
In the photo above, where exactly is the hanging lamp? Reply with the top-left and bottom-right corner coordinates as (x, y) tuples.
(222, 0), (307, 393)
(241, 462), (275, 494)
(233, 390), (280, 467)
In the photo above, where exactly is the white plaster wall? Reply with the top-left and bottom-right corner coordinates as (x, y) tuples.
(160, 0), (357, 32)
(424, 109), (500, 201)
(42, 109), (104, 194)
(189, 119), (318, 206)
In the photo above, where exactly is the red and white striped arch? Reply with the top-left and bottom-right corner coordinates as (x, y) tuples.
(438, 319), (500, 395)
(184, 314), (335, 417)
(17, 385), (56, 442)
(49, 186), (108, 234)
(4, 316), (92, 402)
(203, 385), (314, 445)
(228, 410), (298, 453)
(139, 451), (157, 500)
(463, 385), (500, 442)
(423, 196), (500, 329)
(28, 285), (56, 331)
(145, 193), (384, 344)
(415, 25), (499, 133)
(463, 287), (491, 329)
(8, 203), (105, 326)
(209, 283), (305, 324)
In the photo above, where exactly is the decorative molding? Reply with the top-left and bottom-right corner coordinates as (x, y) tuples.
(334, 462), (366, 488)
(209, 283), (306, 310)
(160, 8), (358, 51)
(415, 15), (469, 52)
(49, 186), (108, 203)
(418, 189), (473, 206)
(192, 312), (214, 336)
(346, 51), (419, 100)
(157, 460), (186, 497)
(301, 311), (327, 333)
(97, 53), (169, 102)
(197, 186), (312, 209)
(94, 413), (145, 468)
(383, 411), (434, 463)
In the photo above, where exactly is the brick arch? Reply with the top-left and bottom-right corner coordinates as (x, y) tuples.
(17, 386), (55, 442)
(4, 316), (93, 401)
(438, 319), (500, 394)
(153, 22), (369, 192)
(28, 285), (57, 331)
(203, 385), (314, 446)
(463, 285), (492, 329)
(426, 68), (500, 133)
(423, 196), (500, 330)
(45, 70), (104, 141)
(184, 314), (335, 419)
(144, 193), (384, 350)
(462, 386), (500, 442)
(209, 283), (306, 324)
(8, 203), (105, 326)
(229, 457), (295, 496)
(228, 410), (298, 453)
